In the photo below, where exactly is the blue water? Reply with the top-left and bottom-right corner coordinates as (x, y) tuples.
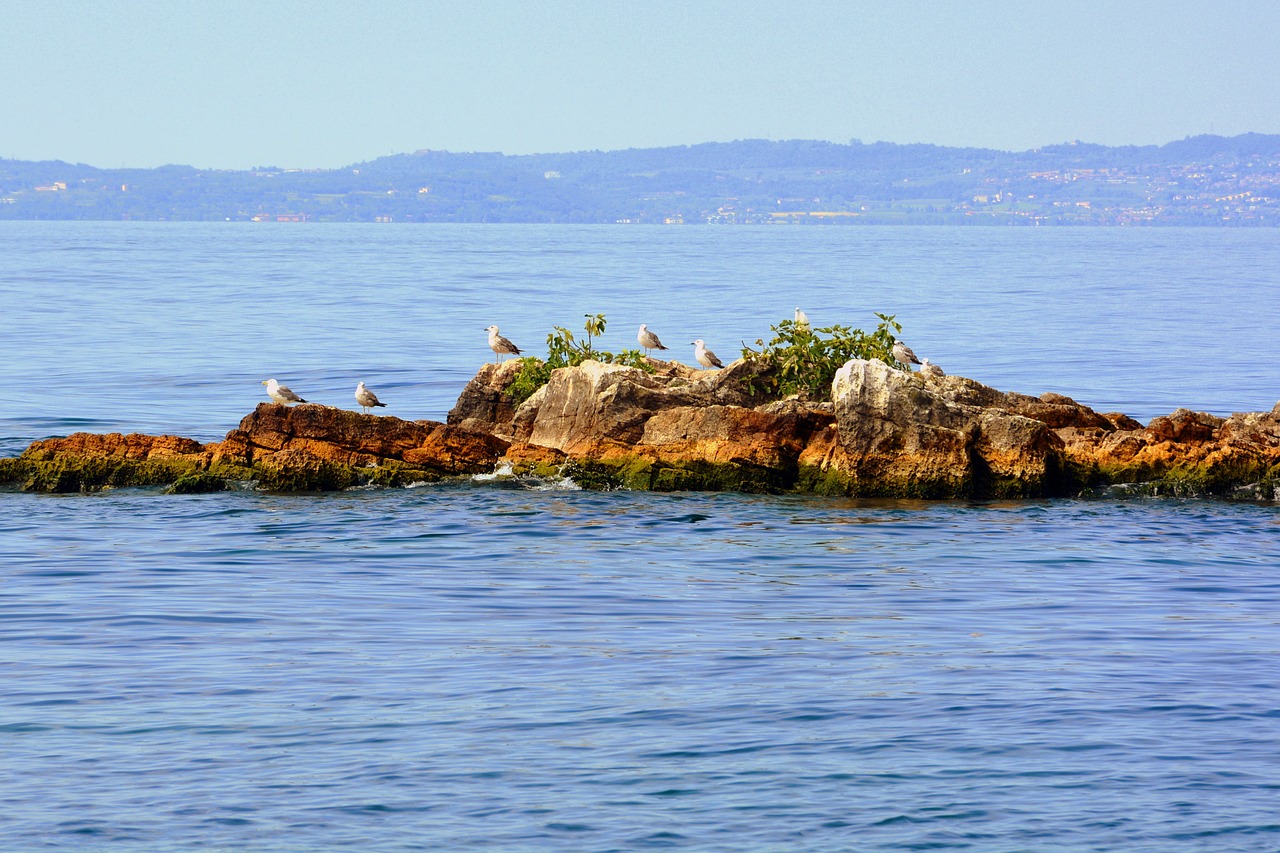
(2, 223), (1279, 850)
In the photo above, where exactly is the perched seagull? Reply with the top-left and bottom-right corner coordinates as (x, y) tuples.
(262, 378), (307, 406)
(355, 381), (387, 414)
(637, 324), (669, 356)
(485, 325), (521, 362)
(892, 340), (922, 369)
(691, 339), (724, 369)
(794, 307), (810, 330)
(921, 358), (945, 379)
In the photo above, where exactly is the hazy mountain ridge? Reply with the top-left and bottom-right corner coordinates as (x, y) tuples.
(3, 134), (1278, 225)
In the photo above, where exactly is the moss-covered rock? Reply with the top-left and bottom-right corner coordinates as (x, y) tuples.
(560, 459), (625, 491)
(794, 464), (854, 497)
(14, 456), (208, 493)
(0, 457), (25, 487)
(363, 462), (443, 488)
(166, 472), (231, 495)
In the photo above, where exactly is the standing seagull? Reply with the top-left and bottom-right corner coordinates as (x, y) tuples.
(892, 340), (922, 369)
(794, 307), (810, 330)
(485, 325), (521, 362)
(921, 358), (945, 379)
(691, 339), (724, 369)
(355, 381), (387, 414)
(637, 324), (669, 356)
(262, 378), (307, 406)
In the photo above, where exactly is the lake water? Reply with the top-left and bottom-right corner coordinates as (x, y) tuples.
(1, 223), (1279, 850)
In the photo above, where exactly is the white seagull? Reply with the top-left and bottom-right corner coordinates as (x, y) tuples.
(794, 307), (810, 330)
(355, 381), (387, 413)
(921, 358), (945, 379)
(485, 325), (521, 362)
(892, 340), (922, 369)
(262, 378), (307, 406)
(691, 339), (724, 369)
(637, 324), (668, 356)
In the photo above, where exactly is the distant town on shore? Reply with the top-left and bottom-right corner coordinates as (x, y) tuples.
(3, 134), (1278, 225)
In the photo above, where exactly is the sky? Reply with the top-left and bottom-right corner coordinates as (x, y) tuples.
(5, 0), (1279, 170)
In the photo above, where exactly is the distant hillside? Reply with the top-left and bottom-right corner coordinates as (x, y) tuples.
(3, 134), (1278, 225)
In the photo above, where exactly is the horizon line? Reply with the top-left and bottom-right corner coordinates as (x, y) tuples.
(6, 131), (1276, 174)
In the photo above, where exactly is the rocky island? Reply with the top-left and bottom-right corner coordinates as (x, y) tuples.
(3, 355), (1278, 501)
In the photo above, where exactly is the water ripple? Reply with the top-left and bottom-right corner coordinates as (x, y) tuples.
(3, 225), (1280, 849)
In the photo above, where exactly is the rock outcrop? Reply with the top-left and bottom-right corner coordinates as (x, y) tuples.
(821, 358), (1068, 497)
(450, 357), (1280, 499)
(217, 404), (507, 475)
(446, 360), (527, 439)
(4, 404), (507, 493)
(3, 359), (1278, 499)
(489, 360), (831, 491)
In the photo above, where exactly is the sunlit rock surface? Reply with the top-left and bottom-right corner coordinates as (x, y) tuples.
(4, 359), (1278, 498)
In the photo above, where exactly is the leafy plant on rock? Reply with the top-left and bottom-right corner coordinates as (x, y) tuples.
(740, 312), (903, 399)
(506, 313), (654, 405)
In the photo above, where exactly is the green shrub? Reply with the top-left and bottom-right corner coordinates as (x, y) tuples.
(507, 313), (654, 405)
(741, 312), (903, 399)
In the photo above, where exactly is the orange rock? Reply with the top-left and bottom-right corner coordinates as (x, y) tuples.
(502, 442), (568, 468)
(233, 403), (508, 474)
(8, 366), (1280, 497)
(639, 403), (832, 469)
(23, 432), (205, 461)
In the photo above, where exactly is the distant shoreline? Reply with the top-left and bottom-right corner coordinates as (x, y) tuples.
(3, 134), (1278, 227)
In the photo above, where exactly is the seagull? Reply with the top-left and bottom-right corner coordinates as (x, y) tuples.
(262, 378), (307, 406)
(892, 340), (922, 369)
(921, 358), (945, 379)
(355, 381), (387, 413)
(637, 324), (668, 356)
(691, 339), (724, 369)
(794, 307), (810, 330)
(485, 325), (521, 362)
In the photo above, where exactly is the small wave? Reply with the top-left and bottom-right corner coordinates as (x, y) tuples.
(471, 462), (582, 491)
(471, 461), (516, 481)
(1100, 480), (1279, 503)
(526, 474), (582, 492)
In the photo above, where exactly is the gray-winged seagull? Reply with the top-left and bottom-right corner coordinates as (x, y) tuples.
(262, 378), (307, 405)
(355, 381), (387, 413)
(691, 339), (724, 369)
(892, 340), (922, 369)
(637, 324), (669, 356)
(485, 325), (522, 362)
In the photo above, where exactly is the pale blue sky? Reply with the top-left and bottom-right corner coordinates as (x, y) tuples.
(5, 0), (1278, 169)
